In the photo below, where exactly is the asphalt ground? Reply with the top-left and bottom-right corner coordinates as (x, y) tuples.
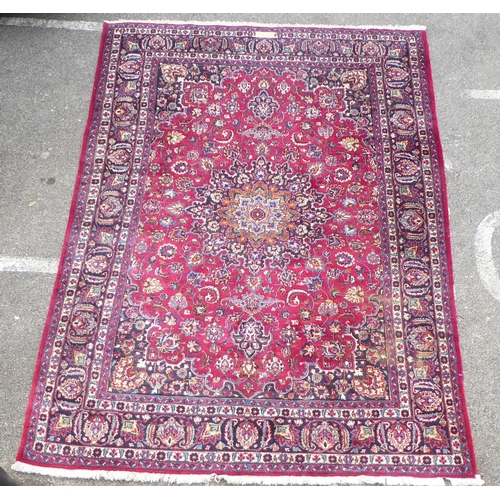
(0, 13), (499, 486)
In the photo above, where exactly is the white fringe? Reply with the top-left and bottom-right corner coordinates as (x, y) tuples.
(109, 19), (427, 31)
(11, 462), (483, 485)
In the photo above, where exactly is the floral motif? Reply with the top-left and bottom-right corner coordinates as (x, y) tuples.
(188, 156), (332, 273)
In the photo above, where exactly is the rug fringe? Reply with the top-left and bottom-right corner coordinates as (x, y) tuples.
(11, 462), (483, 485)
(108, 19), (428, 31)
(11, 462), (216, 485)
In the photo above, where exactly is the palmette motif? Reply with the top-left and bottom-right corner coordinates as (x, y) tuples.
(17, 23), (477, 479)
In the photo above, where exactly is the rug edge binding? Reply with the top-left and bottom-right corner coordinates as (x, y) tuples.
(11, 462), (483, 486)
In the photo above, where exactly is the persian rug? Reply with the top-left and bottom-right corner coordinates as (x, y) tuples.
(14, 21), (481, 485)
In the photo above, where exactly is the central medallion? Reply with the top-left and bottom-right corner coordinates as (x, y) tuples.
(228, 183), (292, 245)
(187, 155), (332, 273)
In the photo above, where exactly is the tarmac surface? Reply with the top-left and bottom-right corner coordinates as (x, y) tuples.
(0, 13), (499, 486)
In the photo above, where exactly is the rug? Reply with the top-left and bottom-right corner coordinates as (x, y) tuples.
(13, 21), (481, 485)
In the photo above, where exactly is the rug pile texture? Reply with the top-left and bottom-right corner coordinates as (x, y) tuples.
(14, 22), (480, 485)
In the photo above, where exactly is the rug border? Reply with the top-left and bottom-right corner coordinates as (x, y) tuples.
(11, 462), (484, 486)
(15, 21), (110, 464)
(421, 31), (479, 477)
(13, 21), (481, 484)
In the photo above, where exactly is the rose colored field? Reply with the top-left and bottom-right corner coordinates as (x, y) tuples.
(14, 22), (479, 484)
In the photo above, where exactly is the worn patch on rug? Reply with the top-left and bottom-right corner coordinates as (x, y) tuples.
(15, 22), (479, 483)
